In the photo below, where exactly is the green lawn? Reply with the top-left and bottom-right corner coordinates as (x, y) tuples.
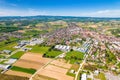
(28, 45), (50, 54)
(11, 66), (36, 74)
(10, 51), (25, 59)
(43, 50), (62, 58)
(65, 51), (84, 64)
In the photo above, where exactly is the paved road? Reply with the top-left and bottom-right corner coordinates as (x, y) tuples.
(29, 52), (65, 80)
(74, 46), (92, 80)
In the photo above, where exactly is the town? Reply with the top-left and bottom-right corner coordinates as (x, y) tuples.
(0, 17), (120, 80)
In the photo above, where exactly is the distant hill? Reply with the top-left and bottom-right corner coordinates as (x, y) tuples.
(0, 15), (120, 22)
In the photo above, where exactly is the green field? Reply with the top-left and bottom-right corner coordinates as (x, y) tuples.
(0, 42), (17, 51)
(10, 51), (25, 59)
(65, 51), (84, 64)
(28, 45), (50, 54)
(43, 50), (62, 58)
(11, 66), (36, 74)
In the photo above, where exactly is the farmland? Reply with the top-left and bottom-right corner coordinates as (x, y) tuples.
(10, 51), (25, 59)
(43, 50), (63, 58)
(28, 45), (50, 54)
(5, 52), (51, 78)
(11, 66), (36, 74)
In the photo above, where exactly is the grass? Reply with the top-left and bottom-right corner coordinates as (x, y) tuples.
(0, 42), (17, 51)
(10, 51), (25, 59)
(43, 50), (62, 58)
(66, 72), (75, 77)
(65, 51), (84, 64)
(94, 73), (106, 80)
(11, 66), (36, 74)
(0, 55), (5, 58)
(28, 45), (50, 54)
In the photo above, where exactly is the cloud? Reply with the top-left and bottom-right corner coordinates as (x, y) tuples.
(0, 8), (47, 16)
(81, 10), (120, 17)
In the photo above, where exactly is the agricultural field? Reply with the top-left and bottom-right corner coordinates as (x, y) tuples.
(10, 51), (25, 59)
(43, 50), (63, 58)
(0, 42), (17, 51)
(0, 74), (29, 80)
(28, 45), (50, 54)
(33, 59), (74, 80)
(11, 66), (36, 74)
(5, 52), (51, 78)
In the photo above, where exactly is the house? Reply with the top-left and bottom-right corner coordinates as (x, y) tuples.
(2, 50), (12, 54)
(81, 73), (87, 80)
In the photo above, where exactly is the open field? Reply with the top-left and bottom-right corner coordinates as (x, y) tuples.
(33, 74), (57, 80)
(0, 42), (17, 51)
(10, 51), (25, 59)
(5, 52), (51, 78)
(11, 66), (36, 74)
(0, 74), (29, 80)
(43, 50), (63, 58)
(33, 59), (74, 80)
(50, 59), (71, 69)
(28, 45), (50, 54)
(5, 70), (32, 78)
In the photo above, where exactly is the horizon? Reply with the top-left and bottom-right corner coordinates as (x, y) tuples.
(0, 0), (120, 17)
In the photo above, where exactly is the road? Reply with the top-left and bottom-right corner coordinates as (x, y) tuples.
(29, 52), (66, 80)
(74, 46), (92, 80)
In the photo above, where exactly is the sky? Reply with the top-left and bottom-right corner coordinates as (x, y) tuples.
(0, 0), (120, 17)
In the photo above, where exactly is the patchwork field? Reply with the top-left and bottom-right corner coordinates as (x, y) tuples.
(33, 59), (74, 80)
(5, 52), (51, 78)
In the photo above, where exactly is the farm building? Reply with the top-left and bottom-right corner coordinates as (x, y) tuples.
(2, 50), (12, 54)
(55, 45), (71, 52)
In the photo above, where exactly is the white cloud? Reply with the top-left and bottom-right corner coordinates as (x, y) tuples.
(80, 10), (120, 17)
(0, 8), (120, 17)
(0, 8), (47, 16)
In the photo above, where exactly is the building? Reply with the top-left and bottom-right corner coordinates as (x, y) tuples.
(55, 45), (71, 52)
(2, 50), (12, 54)
(0, 64), (11, 70)
(81, 73), (87, 80)
(4, 59), (17, 64)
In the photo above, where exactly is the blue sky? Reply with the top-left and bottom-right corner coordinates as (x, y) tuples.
(0, 0), (120, 17)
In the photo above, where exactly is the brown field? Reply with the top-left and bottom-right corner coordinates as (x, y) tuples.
(12, 52), (51, 69)
(5, 70), (32, 78)
(51, 59), (72, 69)
(5, 52), (51, 78)
(34, 59), (74, 80)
